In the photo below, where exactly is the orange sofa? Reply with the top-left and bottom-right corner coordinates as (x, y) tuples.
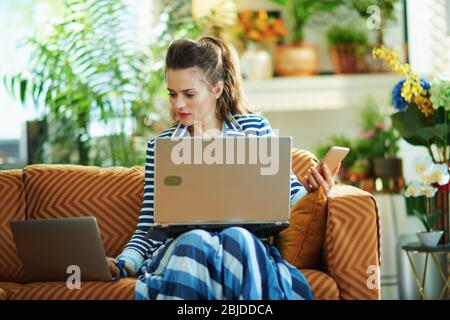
(0, 149), (381, 300)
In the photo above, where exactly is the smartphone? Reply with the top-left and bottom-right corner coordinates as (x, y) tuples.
(318, 146), (350, 173)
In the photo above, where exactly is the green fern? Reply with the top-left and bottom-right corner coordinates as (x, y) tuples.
(3, 0), (200, 166)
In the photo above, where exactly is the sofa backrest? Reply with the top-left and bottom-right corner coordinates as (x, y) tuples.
(0, 170), (26, 282)
(22, 164), (144, 258)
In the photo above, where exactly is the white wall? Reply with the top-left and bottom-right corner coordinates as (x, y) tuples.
(407, 0), (450, 76)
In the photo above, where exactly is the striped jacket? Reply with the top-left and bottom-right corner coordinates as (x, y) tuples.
(117, 114), (308, 275)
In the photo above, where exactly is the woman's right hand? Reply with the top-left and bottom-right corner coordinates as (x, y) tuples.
(106, 257), (120, 278)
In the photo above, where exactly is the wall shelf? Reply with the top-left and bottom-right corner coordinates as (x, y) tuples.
(243, 73), (403, 112)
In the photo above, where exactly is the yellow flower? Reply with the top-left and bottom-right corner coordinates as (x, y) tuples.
(373, 46), (435, 118)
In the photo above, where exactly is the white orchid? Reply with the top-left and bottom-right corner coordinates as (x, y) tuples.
(429, 163), (450, 186)
(422, 185), (438, 198)
(413, 157), (433, 174)
(405, 157), (449, 198)
(404, 181), (423, 197)
(420, 172), (433, 185)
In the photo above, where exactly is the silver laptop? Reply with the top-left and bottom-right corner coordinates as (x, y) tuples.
(146, 136), (292, 239)
(11, 217), (114, 282)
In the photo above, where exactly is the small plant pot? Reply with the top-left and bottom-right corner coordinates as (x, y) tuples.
(329, 44), (368, 74)
(416, 231), (444, 247)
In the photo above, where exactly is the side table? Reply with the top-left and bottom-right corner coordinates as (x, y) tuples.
(402, 242), (450, 300)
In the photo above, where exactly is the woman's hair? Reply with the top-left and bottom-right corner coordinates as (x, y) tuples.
(165, 36), (253, 123)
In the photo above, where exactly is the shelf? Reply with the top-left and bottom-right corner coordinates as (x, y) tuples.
(242, 73), (403, 112)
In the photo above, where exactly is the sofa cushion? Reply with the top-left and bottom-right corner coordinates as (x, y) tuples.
(0, 282), (23, 300)
(0, 170), (26, 283)
(301, 269), (339, 300)
(274, 149), (327, 269)
(22, 164), (144, 257)
(7, 278), (136, 300)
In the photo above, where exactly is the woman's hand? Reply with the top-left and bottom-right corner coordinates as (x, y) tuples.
(106, 257), (120, 278)
(107, 257), (135, 278)
(303, 163), (341, 194)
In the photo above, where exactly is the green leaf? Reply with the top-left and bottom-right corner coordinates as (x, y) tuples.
(413, 209), (429, 231)
(428, 210), (442, 231)
(416, 127), (434, 141)
(32, 81), (45, 105)
(19, 79), (28, 104)
(271, 0), (289, 5)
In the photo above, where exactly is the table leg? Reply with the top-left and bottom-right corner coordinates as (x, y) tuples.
(422, 253), (429, 295)
(405, 251), (427, 300)
(430, 253), (450, 300)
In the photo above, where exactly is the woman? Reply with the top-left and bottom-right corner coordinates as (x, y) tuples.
(106, 36), (340, 300)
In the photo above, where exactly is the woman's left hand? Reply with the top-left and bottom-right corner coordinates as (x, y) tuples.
(303, 163), (341, 194)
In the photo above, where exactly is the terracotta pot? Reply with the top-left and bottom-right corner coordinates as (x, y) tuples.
(274, 43), (319, 76)
(329, 44), (368, 74)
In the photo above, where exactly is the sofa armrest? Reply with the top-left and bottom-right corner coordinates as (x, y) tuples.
(323, 184), (381, 300)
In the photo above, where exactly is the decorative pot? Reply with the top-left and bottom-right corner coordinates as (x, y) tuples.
(416, 231), (444, 247)
(240, 43), (273, 81)
(329, 44), (368, 74)
(274, 43), (319, 76)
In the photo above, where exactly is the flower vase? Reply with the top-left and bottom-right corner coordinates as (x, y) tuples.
(240, 43), (274, 81)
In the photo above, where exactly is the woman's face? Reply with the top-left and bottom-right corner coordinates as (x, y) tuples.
(166, 67), (223, 127)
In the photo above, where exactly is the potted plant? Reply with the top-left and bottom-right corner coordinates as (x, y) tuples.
(326, 25), (369, 74)
(404, 157), (448, 246)
(271, 0), (341, 76)
(373, 46), (450, 243)
(343, 97), (401, 192)
(315, 135), (365, 183)
(233, 10), (288, 80)
(3, 0), (197, 166)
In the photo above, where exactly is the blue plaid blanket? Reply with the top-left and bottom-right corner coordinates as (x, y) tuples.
(134, 227), (313, 300)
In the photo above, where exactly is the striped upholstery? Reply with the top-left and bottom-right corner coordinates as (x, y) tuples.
(7, 279), (136, 300)
(22, 165), (144, 257)
(0, 170), (26, 283)
(290, 149), (319, 179)
(302, 269), (339, 300)
(324, 185), (381, 300)
(0, 282), (23, 300)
